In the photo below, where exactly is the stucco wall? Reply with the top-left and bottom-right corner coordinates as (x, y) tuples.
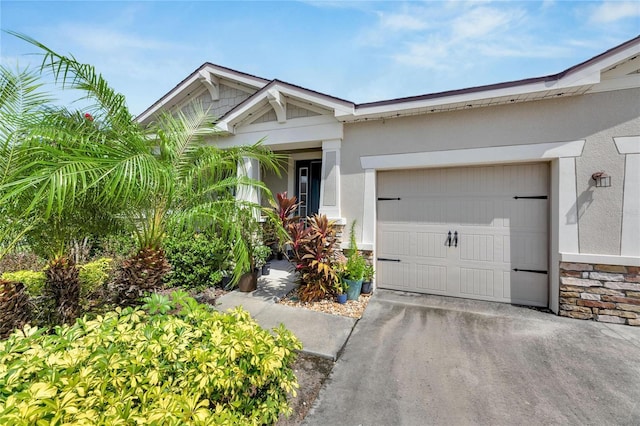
(340, 88), (640, 255)
(262, 165), (288, 207)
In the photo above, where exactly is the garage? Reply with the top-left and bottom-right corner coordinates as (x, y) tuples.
(376, 163), (549, 307)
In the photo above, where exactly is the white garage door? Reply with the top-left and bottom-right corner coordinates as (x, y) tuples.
(377, 163), (549, 307)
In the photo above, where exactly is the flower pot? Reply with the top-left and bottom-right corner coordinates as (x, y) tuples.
(277, 251), (284, 260)
(343, 278), (363, 301)
(238, 271), (257, 292)
(261, 263), (271, 275)
(221, 275), (232, 289)
(336, 293), (347, 304)
(361, 281), (372, 294)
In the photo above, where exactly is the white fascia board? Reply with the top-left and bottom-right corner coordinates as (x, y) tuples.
(201, 65), (267, 90)
(136, 65), (266, 124)
(341, 80), (579, 121)
(221, 83), (354, 131)
(211, 118), (343, 148)
(274, 85), (354, 117)
(360, 140), (585, 170)
(342, 42), (640, 121)
(136, 72), (202, 123)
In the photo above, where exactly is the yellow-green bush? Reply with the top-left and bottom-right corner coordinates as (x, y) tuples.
(78, 257), (112, 297)
(0, 270), (45, 296)
(0, 258), (112, 299)
(0, 291), (302, 425)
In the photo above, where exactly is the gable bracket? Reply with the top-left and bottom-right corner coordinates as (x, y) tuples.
(198, 70), (220, 101)
(267, 89), (287, 123)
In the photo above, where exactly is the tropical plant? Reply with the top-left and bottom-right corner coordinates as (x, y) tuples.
(0, 280), (32, 339)
(278, 192), (341, 302)
(0, 65), (51, 263)
(163, 232), (229, 290)
(0, 270), (45, 296)
(363, 263), (375, 282)
(342, 251), (366, 281)
(253, 244), (272, 268)
(0, 292), (302, 423)
(342, 220), (366, 281)
(1, 33), (283, 307)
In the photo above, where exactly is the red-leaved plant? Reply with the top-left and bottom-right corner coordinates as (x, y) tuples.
(276, 193), (340, 302)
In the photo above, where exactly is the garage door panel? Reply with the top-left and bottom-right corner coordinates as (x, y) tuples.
(459, 234), (496, 262)
(416, 264), (447, 292)
(378, 261), (412, 290)
(377, 163), (549, 307)
(416, 232), (448, 258)
(458, 267), (497, 298)
(377, 229), (412, 257)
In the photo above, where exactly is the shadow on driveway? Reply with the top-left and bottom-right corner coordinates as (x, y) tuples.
(303, 290), (640, 425)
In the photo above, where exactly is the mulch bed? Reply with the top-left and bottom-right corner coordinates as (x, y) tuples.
(278, 290), (371, 319)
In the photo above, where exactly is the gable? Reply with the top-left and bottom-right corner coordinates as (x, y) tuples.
(248, 101), (323, 125)
(177, 82), (254, 120)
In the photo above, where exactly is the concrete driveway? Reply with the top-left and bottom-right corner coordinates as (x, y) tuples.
(303, 290), (640, 425)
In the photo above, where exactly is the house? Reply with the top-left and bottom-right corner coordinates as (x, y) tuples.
(138, 36), (640, 325)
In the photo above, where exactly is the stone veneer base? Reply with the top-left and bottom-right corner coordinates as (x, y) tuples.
(559, 262), (640, 326)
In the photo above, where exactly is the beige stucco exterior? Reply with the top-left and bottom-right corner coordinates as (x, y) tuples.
(139, 36), (640, 315)
(340, 88), (640, 256)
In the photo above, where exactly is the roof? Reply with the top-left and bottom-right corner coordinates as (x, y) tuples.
(137, 35), (640, 126)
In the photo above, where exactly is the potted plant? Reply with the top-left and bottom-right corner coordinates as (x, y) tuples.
(361, 264), (374, 294)
(254, 244), (272, 276)
(340, 220), (365, 300)
(236, 208), (262, 292)
(335, 279), (348, 304)
(342, 251), (366, 300)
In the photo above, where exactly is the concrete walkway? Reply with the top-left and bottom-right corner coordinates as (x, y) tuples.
(215, 260), (356, 360)
(304, 289), (640, 425)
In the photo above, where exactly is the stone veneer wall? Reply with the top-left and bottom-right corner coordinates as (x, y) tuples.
(559, 262), (640, 326)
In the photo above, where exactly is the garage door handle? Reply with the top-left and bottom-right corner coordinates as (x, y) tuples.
(378, 258), (401, 262)
(453, 231), (458, 247)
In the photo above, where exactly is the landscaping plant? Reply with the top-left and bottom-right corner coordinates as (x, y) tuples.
(276, 193), (341, 302)
(163, 232), (229, 291)
(0, 291), (302, 424)
(1, 33), (283, 307)
(0, 280), (32, 339)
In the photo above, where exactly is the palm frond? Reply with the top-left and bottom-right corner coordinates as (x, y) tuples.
(7, 31), (134, 133)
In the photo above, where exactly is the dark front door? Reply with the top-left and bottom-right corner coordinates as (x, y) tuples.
(296, 160), (322, 217)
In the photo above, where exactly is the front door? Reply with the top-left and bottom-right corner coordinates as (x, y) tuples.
(296, 160), (322, 217)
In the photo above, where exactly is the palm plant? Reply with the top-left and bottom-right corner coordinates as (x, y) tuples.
(2, 33), (283, 307)
(0, 65), (51, 260)
(0, 65), (52, 329)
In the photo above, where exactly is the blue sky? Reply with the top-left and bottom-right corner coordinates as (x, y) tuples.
(1, 1), (639, 116)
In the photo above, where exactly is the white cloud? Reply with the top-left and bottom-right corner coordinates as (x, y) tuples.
(58, 25), (185, 53)
(541, 0), (556, 11)
(590, 1), (640, 24)
(378, 12), (429, 31)
(451, 7), (524, 40)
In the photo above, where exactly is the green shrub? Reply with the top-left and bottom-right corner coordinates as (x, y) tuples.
(0, 291), (302, 425)
(78, 257), (113, 298)
(0, 270), (45, 296)
(163, 233), (230, 290)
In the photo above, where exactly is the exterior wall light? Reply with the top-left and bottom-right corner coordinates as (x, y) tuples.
(592, 171), (611, 187)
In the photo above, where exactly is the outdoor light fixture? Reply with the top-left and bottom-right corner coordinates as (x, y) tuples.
(592, 171), (611, 187)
